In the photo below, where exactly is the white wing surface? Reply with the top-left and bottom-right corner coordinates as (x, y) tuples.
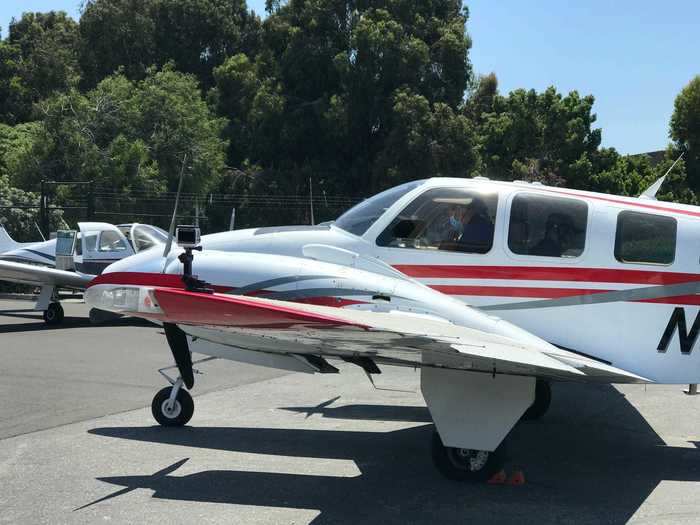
(0, 260), (93, 289)
(87, 285), (650, 384)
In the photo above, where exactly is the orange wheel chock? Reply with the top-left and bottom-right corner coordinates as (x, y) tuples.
(486, 469), (507, 484)
(507, 470), (526, 486)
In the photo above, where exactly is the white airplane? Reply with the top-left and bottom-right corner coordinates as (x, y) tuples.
(0, 222), (168, 323)
(74, 176), (700, 481)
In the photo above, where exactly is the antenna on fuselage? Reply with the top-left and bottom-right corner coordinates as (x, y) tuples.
(639, 152), (684, 200)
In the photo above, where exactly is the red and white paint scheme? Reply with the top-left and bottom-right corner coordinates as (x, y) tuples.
(84, 177), (700, 481)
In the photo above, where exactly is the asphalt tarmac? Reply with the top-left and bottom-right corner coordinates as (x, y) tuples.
(1, 299), (700, 524)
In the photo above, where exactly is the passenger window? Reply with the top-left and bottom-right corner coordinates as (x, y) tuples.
(376, 188), (498, 254)
(508, 193), (587, 258)
(98, 231), (128, 252)
(615, 211), (676, 265)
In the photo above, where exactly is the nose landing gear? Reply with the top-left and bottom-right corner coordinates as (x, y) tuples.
(151, 352), (217, 427)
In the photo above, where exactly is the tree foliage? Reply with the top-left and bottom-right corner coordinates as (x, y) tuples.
(79, 0), (261, 89)
(670, 75), (700, 191)
(10, 66), (227, 194)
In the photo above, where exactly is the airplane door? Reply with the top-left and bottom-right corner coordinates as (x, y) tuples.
(77, 222), (134, 275)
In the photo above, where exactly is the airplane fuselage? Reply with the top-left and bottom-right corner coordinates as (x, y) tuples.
(192, 178), (700, 383)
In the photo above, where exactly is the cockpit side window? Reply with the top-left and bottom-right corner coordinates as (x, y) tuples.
(376, 187), (498, 254)
(98, 231), (128, 252)
(82, 233), (97, 254)
(508, 193), (588, 258)
(334, 180), (425, 236)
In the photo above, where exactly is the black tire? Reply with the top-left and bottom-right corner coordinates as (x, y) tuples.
(43, 303), (64, 325)
(151, 386), (194, 427)
(431, 431), (504, 482)
(522, 379), (552, 421)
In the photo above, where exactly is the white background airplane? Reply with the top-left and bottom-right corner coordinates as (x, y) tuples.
(0, 222), (167, 323)
(71, 176), (700, 480)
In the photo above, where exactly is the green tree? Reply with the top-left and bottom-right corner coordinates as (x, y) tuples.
(0, 41), (32, 124)
(79, 0), (156, 87)
(213, 0), (475, 196)
(6, 12), (80, 112)
(79, 0), (261, 89)
(378, 88), (478, 185)
(13, 66), (228, 195)
(475, 86), (601, 187)
(670, 75), (700, 191)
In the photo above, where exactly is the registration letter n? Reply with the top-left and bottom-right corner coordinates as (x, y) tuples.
(657, 307), (700, 354)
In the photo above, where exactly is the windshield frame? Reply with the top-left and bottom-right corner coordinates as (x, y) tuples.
(333, 180), (426, 238)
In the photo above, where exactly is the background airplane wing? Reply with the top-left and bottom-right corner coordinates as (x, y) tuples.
(0, 260), (94, 289)
(92, 286), (648, 384)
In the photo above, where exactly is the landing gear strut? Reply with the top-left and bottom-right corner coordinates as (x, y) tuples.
(151, 350), (217, 427)
(431, 431), (504, 482)
(42, 302), (64, 325)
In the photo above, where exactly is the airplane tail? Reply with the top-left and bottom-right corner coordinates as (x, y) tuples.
(0, 225), (20, 253)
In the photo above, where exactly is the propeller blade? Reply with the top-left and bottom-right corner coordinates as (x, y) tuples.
(162, 153), (188, 269)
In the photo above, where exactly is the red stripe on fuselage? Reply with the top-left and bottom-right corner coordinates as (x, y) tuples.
(394, 264), (699, 285)
(539, 187), (700, 218)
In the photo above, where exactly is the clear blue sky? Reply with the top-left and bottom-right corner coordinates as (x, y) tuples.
(2, 0), (698, 154)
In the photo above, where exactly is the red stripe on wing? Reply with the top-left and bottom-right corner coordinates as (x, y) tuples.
(153, 288), (369, 329)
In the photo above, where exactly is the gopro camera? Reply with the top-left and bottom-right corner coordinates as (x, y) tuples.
(175, 225), (201, 248)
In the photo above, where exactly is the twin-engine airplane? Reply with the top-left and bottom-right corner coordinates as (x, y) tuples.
(0, 222), (167, 323)
(83, 176), (700, 481)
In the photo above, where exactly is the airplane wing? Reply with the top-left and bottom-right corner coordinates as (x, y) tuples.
(89, 285), (649, 384)
(0, 260), (94, 289)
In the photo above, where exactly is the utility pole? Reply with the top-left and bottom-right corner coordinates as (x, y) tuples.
(229, 207), (236, 231)
(39, 180), (49, 238)
(309, 176), (315, 226)
(86, 181), (95, 221)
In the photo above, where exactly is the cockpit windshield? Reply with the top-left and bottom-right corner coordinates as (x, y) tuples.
(334, 180), (425, 237)
(131, 224), (169, 252)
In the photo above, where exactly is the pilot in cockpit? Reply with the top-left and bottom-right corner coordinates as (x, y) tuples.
(457, 198), (494, 251)
(427, 204), (464, 244)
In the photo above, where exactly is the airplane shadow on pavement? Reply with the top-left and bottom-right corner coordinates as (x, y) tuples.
(0, 311), (151, 333)
(86, 383), (700, 525)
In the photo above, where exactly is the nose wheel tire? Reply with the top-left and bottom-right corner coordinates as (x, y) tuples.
(43, 302), (64, 325)
(151, 386), (194, 426)
(431, 431), (504, 482)
(522, 379), (552, 421)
